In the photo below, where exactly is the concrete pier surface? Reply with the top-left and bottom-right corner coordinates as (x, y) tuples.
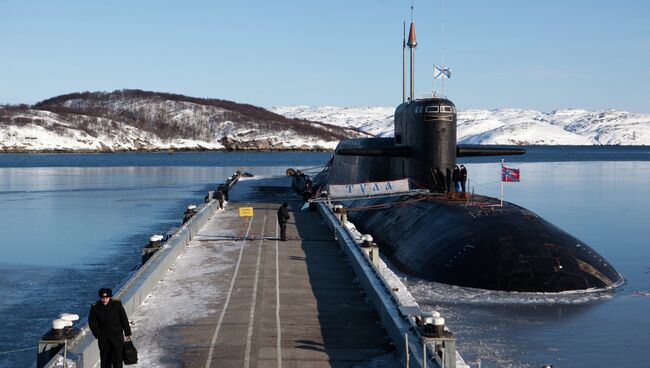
(129, 176), (392, 367)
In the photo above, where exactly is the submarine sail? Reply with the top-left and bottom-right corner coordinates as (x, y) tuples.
(291, 17), (622, 293)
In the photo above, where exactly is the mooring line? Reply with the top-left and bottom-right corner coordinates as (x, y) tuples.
(275, 219), (283, 368)
(244, 216), (266, 368)
(204, 216), (254, 368)
(0, 346), (37, 355)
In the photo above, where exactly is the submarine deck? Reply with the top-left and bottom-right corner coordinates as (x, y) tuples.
(129, 176), (390, 367)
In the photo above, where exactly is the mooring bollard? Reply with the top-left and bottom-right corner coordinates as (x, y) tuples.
(340, 209), (348, 223)
(432, 317), (445, 337)
(142, 234), (164, 264)
(333, 205), (344, 221)
(37, 313), (81, 368)
(361, 234), (373, 247)
(51, 319), (70, 339)
(360, 234), (381, 266)
(419, 311), (441, 337)
(149, 234), (163, 247)
(59, 313), (79, 325)
(183, 204), (197, 223)
(417, 310), (456, 368)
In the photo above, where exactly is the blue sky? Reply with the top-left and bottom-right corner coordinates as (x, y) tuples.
(1, 0), (649, 112)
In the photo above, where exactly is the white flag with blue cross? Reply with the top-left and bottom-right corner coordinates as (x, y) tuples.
(433, 65), (451, 79)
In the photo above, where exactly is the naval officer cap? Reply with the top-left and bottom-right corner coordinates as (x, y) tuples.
(98, 288), (113, 298)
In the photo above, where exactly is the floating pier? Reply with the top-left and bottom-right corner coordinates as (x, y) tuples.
(40, 174), (468, 368)
(162, 177), (390, 367)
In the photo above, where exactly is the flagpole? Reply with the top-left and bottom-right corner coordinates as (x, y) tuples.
(442, 68), (445, 96)
(432, 66), (436, 96)
(500, 159), (504, 207)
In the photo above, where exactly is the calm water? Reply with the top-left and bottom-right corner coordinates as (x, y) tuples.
(408, 159), (650, 368)
(0, 152), (329, 368)
(0, 148), (648, 367)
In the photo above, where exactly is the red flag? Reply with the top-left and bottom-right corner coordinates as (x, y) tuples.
(502, 166), (520, 182)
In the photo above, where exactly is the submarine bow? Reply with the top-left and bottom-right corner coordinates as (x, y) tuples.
(339, 194), (622, 292)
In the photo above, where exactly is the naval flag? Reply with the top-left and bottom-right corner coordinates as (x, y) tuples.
(433, 65), (452, 79)
(501, 166), (520, 182)
(500, 160), (519, 206)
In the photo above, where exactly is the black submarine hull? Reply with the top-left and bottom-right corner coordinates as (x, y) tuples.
(339, 194), (622, 292)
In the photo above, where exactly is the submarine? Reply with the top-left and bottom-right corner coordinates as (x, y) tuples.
(291, 20), (623, 293)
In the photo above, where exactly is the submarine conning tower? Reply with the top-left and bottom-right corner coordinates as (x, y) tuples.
(334, 94), (525, 192)
(334, 18), (524, 193)
(395, 97), (457, 191)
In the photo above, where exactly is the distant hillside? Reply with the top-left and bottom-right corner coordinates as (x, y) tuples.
(272, 106), (650, 145)
(0, 90), (369, 152)
(2, 91), (648, 152)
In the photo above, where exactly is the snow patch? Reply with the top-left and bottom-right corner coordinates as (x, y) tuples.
(129, 210), (239, 367)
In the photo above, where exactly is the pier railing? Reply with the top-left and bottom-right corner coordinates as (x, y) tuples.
(318, 201), (468, 368)
(41, 173), (242, 368)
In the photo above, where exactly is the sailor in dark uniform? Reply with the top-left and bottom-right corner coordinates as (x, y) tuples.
(218, 184), (230, 202)
(460, 165), (468, 192)
(277, 203), (290, 241)
(215, 189), (225, 209)
(452, 165), (461, 192)
(89, 288), (132, 368)
(302, 186), (313, 203)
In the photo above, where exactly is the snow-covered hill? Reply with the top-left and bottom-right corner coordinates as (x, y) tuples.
(0, 108), (223, 152)
(2, 91), (648, 152)
(0, 90), (368, 152)
(272, 106), (650, 145)
(270, 106), (394, 137)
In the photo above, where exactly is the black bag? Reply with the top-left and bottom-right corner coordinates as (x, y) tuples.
(123, 340), (138, 365)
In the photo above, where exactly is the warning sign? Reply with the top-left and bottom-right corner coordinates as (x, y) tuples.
(239, 207), (254, 217)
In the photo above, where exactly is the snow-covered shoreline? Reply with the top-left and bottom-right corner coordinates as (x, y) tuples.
(272, 106), (650, 146)
(2, 90), (648, 152)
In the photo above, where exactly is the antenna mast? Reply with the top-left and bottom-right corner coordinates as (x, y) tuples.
(407, 2), (417, 101)
(402, 21), (406, 103)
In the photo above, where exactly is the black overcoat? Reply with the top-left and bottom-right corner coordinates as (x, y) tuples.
(452, 167), (461, 182)
(277, 206), (290, 224)
(89, 299), (132, 350)
(460, 167), (468, 181)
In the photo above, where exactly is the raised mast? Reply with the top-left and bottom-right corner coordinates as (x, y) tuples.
(407, 22), (417, 101)
(402, 21), (406, 103)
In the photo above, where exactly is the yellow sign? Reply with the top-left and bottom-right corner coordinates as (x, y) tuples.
(239, 207), (254, 217)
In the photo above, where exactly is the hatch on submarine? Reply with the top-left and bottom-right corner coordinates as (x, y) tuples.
(291, 18), (623, 293)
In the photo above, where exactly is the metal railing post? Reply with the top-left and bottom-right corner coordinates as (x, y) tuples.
(422, 340), (426, 368)
(405, 333), (409, 368)
(63, 340), (68, 368)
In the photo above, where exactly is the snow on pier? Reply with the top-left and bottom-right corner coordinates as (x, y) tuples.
(129, 176), (391, 367)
